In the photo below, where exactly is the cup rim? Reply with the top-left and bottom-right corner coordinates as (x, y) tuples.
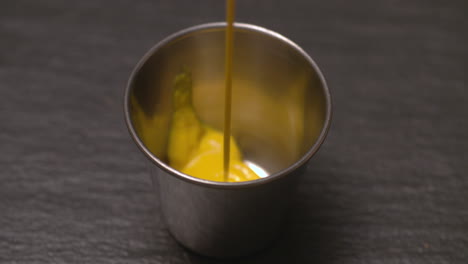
(124, 22), (332, 189)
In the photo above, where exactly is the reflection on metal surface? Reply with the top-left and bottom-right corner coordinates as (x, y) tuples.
(245, 160), (269, 178)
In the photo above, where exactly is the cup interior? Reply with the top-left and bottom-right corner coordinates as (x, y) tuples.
(126, 23), (330, 179)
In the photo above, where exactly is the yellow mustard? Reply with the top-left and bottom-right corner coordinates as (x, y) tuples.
(167, 71), (259, 182)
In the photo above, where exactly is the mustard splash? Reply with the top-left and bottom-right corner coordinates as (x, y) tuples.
(167, 71), (259, 182)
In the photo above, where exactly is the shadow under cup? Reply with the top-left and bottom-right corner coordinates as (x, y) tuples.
(125, 22), (332, 257)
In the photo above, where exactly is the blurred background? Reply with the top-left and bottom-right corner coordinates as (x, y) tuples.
(1, 0), (467, 263)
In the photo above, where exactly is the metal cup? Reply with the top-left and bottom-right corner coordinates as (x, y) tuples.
(124, 22), (332, 257)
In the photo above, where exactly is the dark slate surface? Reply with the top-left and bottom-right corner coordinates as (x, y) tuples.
(1, 0), (467, 263)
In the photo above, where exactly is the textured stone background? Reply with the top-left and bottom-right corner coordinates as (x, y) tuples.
(1, 0), (467, 263)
